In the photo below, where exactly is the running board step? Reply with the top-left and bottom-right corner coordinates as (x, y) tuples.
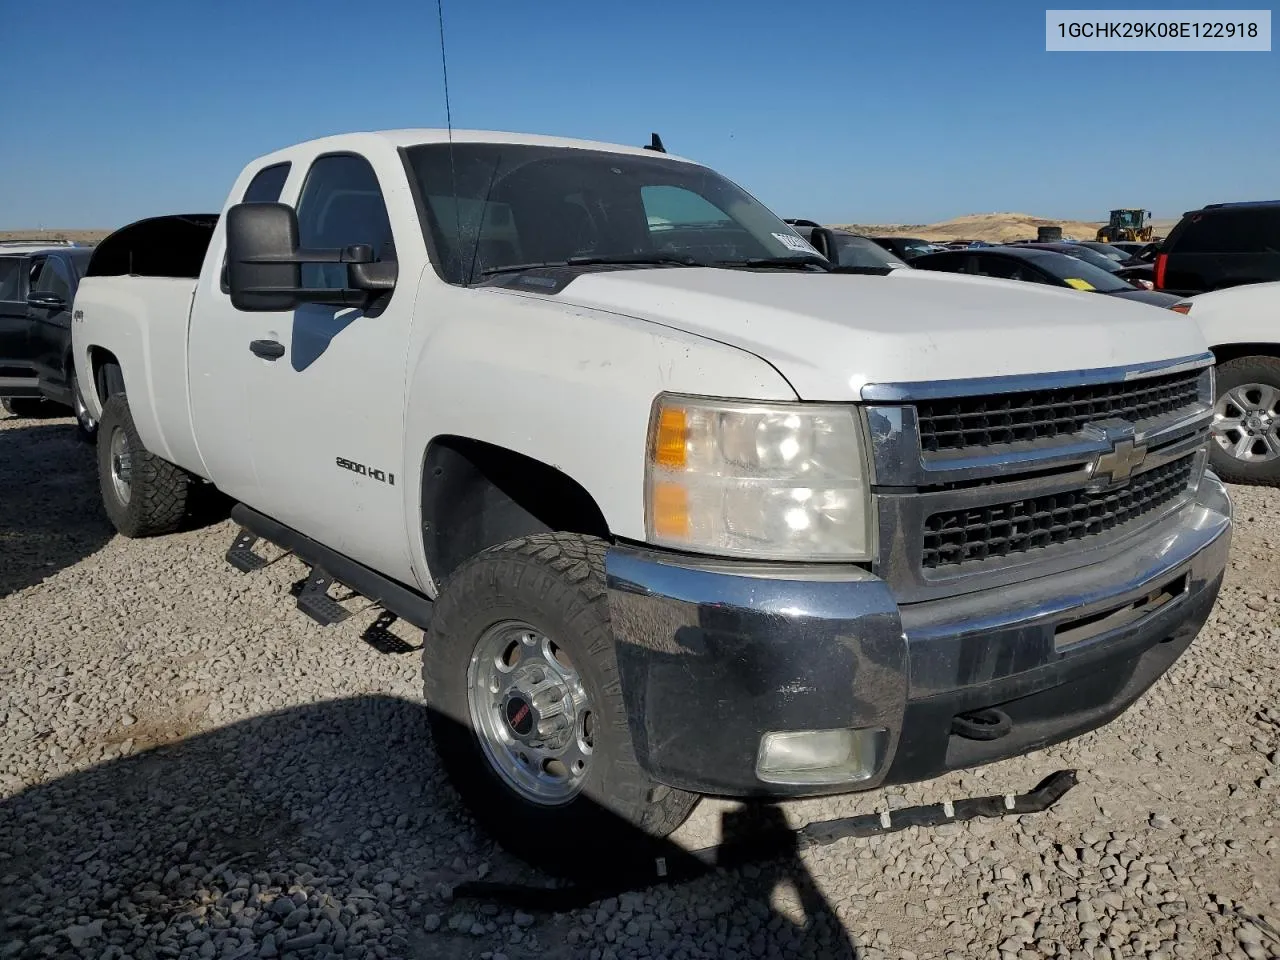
(361, 611), (417, 654)
(229, 503), (434, 631)
(225, 528), (268, 572)
(294, 566), (351, 626)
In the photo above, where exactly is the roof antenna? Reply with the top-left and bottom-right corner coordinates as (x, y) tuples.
(436, 0), (462, 277)
(644, 132), (666, 153)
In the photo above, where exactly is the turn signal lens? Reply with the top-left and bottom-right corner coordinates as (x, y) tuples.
(651, 482), (690, 538)
(1170, 301), (1192, 314)
(654, 407), (688, 468)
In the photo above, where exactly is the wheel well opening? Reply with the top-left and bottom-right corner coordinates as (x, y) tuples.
(87, 347), (124, 403)
(1210, 343), (1280, 366)
(421, 437), (610, 588)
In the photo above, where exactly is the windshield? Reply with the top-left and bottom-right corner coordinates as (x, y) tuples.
(1034, 252), (1133, 292)
(402, 142), (823, 284)
(1054, 244), (1124, 273)
(894, 238), (936, 259)
(1084, 242), (1129, 262)
(834, 234), (906, 269)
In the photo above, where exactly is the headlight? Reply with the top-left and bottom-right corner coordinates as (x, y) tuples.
(644, 393), (876, 561)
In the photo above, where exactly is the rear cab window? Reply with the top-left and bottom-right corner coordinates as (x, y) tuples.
(242, 162), (292, 203)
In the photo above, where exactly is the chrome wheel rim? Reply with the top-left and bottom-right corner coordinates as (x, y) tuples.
(109, 427), (132, 504)
(1212, 382), (1280, 464)
(466, 620), (594, 806)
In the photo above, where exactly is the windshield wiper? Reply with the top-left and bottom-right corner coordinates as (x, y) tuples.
(714, 255), (831, 272)
(830, 264), (897, 276)
(480, 254), (703, 276)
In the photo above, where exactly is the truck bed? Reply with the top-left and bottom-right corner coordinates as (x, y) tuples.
(74, 274), (208, 478)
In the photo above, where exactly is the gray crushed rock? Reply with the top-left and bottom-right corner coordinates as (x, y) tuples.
(1, 411), (1277, 959)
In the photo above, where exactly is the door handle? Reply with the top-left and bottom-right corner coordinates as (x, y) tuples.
(249, 339), (285, 361)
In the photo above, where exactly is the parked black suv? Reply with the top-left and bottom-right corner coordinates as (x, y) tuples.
(1155, 200), (1280, 295)
(0, 243), (96, 436)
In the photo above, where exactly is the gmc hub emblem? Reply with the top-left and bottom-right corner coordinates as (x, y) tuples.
(1084, 421), (1148, 488)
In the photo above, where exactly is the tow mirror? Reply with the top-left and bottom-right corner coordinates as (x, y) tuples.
(225, 202), (397, 312)
(226, 203), (303, 311)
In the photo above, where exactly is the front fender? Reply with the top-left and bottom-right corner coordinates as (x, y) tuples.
(403, 284), (798, 592)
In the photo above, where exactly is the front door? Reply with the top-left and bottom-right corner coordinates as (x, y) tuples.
(242, 150), (419, 583)
(26, 255), (75, 394)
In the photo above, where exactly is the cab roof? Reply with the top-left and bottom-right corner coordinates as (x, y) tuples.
(255, 128), (699, 165)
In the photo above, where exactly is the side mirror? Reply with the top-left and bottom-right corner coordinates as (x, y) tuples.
(225, 202), (398, 312)
(226, 202), (302, 311)
(27, 293), (67, 311)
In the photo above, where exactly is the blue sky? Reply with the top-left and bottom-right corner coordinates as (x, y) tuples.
(1, 0), (1275, 229)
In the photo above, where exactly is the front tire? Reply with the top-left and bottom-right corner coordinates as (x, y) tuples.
(1208, 356), (1280, 486)
(97, 393), (192, 536)
(423, 533), (699, 880)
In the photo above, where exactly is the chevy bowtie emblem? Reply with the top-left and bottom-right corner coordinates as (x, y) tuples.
(1084, 420), (1147, 487)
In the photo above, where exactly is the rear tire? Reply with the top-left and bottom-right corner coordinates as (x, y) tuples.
(97, 393), (192, 536)
(422, 533), (699, 880)
(1208, 356), (1280, 486)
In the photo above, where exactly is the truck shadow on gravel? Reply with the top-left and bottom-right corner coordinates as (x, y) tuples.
(0, 695), (859, 960)
(0, 419), (115, 600)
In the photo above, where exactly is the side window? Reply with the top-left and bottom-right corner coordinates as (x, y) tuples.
(0, 258), (22, 301)
(295, 154), (394, 289)
(1172, 210), (1279, 255)
(973, 256), (1022, 280)
(32, 257), (71, 301)
(242, 162), (291, 203)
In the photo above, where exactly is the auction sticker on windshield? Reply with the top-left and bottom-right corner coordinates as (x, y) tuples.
(1064, 278), (1096, 291)
(773, 232), (821, 254)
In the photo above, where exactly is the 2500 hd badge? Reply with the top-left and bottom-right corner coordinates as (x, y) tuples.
(336, 456), (395, 486)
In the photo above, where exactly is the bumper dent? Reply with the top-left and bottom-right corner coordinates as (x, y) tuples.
(605, 472), (1232, 798)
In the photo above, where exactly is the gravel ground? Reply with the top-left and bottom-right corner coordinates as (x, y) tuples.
(0, 409), (1277, 960)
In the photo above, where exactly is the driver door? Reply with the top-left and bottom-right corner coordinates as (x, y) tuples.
(26, 255), (75, 389)
(241, 151), (420, 583)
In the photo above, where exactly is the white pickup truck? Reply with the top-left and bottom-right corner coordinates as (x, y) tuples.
(1170, 281), (1280, 485)
(71, 128), (1232, 875)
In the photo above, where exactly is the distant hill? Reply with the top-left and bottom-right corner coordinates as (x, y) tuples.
(835, 212), (1179, 243)
(0, 229), (111, 245)
(3, 212), (1181, 249)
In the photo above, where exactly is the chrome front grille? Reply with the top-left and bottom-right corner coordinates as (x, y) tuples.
(921, 453), (1197, 569)
(916, 368), (1202, 453)
(863, 353), (1216, 602)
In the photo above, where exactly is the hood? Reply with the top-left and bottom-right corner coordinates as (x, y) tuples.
(514, 267), (1210, 401)
(1107, 288), (1183, 307)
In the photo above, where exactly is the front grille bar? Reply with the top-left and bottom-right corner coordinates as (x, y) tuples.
(921, 454), (1196, 569)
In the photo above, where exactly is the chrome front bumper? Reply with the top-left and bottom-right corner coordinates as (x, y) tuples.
(605, 470), (1232, 798)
